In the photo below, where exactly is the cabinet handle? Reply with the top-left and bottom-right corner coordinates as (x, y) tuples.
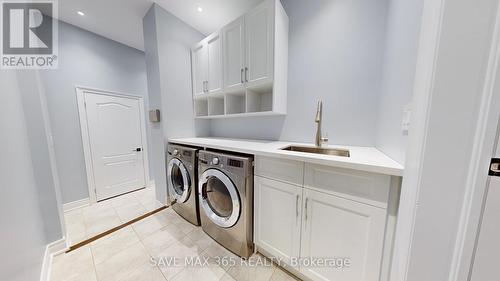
(241, 68), (244, 84)
(206, 81), (209, 92)
(296, 195), (299, 224)
(245, 67), (249, 82)
(203, 81), (206, 92)
(305, 198), (309, 222)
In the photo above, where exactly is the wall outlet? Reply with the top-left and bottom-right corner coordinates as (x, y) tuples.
(401, 103), (412, 134)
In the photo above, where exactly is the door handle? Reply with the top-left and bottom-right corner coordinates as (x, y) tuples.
(296, 195), (299, 224)
(134, 148), (142, 152)
(489, 158), (500, 176)
(304, 198), (309, 221)
(245, 67), (248, 82)
(241, 68), (244, 84)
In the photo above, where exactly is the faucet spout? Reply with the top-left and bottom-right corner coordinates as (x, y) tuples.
(315, 101), (322, 147)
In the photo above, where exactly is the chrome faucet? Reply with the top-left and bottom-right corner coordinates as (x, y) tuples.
(315, 101), (328, 147)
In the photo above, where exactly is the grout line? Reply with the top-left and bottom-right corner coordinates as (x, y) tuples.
(88, 241), (99, 281)
(66, 206), (167, 253)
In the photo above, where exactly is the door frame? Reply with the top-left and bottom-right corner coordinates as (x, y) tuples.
(76, 86), (150, 203)
(391, 0), (500, 279)
(449, 2), (500, 280)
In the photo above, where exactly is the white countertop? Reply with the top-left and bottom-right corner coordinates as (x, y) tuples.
(168, 137), (404, 176)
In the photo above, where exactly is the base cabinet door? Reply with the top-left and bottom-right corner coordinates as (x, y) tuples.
(254, 176), (302, 268)
(300, 189), (387, 281)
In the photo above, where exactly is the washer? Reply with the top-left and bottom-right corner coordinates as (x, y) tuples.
(198, 150), (254, 258)
(167, 143), (201, 226)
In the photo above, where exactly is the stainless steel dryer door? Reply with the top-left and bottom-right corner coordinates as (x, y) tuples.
(199, 169), (241, 228)
(167, 158), (191, 203)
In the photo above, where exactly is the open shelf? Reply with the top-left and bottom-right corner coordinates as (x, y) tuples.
(194, 98), (208, 117)
(225, 92), (246, 114)
(193, 83), (278, 119)
(208, 96), (225, 116)
(246, 86), (273, 113)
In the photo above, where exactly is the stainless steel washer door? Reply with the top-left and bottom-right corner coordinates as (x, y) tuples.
(167, 158), (191, 203)
(199, 169), (241, 228)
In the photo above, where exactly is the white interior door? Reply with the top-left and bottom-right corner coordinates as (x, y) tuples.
(469, 120), (500, 281)
(84, 92), (147, 201)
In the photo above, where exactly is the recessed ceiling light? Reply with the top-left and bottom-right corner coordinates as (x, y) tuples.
(197, 6), (203, 12)
(77, 11), (85, 16)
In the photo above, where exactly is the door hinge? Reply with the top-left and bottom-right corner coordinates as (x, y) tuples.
(489, 158), (500, 177)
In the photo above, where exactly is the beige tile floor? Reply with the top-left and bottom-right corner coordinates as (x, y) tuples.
(64, 188), (163, 246)
(54, 190), (299, 281)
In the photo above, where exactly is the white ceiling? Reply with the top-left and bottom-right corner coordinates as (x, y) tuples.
(58, 0), (264, 51)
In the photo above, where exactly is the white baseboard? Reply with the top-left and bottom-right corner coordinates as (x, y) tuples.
(40, 237), (67, 281)
(63, 198), (90, 213)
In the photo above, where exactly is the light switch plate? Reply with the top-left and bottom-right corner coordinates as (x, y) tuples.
(149, 109), (161, 122)
(401, 103), (412, 134)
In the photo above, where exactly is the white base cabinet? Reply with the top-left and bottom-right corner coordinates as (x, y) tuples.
(300, 189), (386, 281)
(254, 176), (302, 268)
(254, 156), (398, 281)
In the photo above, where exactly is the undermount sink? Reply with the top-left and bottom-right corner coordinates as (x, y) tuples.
(281, 146), (350, 157)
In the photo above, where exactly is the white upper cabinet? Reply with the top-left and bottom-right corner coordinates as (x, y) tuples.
(245, 0), (273, 86)
(223, 16), (246, 92)
(191, 40), (207, 96)
(206, 32), (223, 94)
(191, 32), (223, 96)
(192, 0), (288, 118)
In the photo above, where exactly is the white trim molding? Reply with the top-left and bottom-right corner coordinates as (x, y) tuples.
(63, 198), (90, 212)
(389, 0), (447, 279)
(449, 2), (500, 280)
(39, 238), (67, 281)
(76, 86), (151, 204)
(149, 180), (155, 189)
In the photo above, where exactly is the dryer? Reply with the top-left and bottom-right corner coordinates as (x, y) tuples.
(198, 150), (254, 258)
(167, 143), (201, 226)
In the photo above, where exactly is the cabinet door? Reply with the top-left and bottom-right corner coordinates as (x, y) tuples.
(254, 176), (302, 268)
(191, 40), (207, 96)
(223, 16), (246, 92)
(245, 0), (273, 86)
(206, 32), (223, 94)
(301, 189), (386, 281)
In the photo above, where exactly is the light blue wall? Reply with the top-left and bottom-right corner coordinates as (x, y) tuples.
(40, 21), (151, 204)
(0, 71), (52, 281)
(143, 7), (168, 203)
(18, 71), (63, 242)
(210, 0), (390, 146)
(143, 4), (210, 203)
(375, 0), (424, 164)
